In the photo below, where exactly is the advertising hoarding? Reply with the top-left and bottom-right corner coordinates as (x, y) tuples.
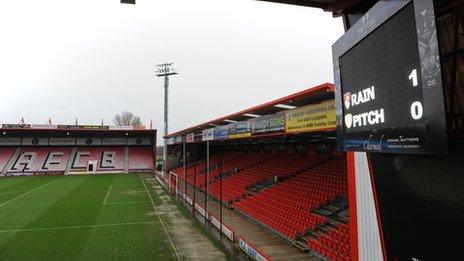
(285, 100), (336, 133)
(252, 113), (285, 135)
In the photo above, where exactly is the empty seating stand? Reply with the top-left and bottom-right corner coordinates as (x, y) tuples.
(172, 152), (251, 188)
(1, 145), (155, 176)
(171, 152), (350, 259)
(0, 148), (16, 173)
(71, 147), (124, 172)
(209, 153), (323, 203)
(308, 223), (350, 261)
(6, 147), (72, 175)
(128, 147), (154, 172)
(234, 157), (348, 244)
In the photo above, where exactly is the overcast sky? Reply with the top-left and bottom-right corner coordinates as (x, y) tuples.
(0, 0), (343, 143)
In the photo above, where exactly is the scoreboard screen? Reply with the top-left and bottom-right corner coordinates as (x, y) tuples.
(332, 0), (447, 154)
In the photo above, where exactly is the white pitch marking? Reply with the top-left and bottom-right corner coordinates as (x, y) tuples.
(139, 174), (180, 261)
(0, 220), (160, 233)
(102, 185), (113, 205)
(0, 180), (57, 208)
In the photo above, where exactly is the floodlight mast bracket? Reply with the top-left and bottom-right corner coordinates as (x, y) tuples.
(120, 0), (136, 5)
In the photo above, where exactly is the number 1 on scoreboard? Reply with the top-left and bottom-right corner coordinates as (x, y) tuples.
(409, 69), (418, 87)
(409, 69), (423, 120)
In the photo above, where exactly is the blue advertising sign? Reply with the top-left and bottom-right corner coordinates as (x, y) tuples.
(229, 121), (252, 139)
(213, 125), (229, 140)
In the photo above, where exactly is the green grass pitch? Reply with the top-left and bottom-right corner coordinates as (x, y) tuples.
(0, 174), (178, 261)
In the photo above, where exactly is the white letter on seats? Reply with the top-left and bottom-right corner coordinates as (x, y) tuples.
(13, 152), (37, 171)
(101, 151), (116, 168)
(43, 152), (63, 170)
(73, 151), (90, 168)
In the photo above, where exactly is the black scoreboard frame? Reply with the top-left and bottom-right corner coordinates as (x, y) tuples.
(332, 0), (447, 155)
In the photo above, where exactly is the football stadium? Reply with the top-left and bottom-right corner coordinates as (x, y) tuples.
(1, 0), (464, 260)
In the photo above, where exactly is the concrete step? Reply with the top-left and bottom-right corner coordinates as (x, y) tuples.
(325, 217), (341, 227)
(313, 209), (332, 217)
(340, 216), (349, 223)
(316, 224), (331, 234)
(293, 240), (309, 252)
(323, 204), (341, 212)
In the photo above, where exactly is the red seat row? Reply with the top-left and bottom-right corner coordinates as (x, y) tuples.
(1, 146), (154, 174)
(209, 154), (328, 202)
(128, 147), (154, 171)
(234, 157), (347, 240)
(172, 152), (263, 187)
(308, 223), (351, 261)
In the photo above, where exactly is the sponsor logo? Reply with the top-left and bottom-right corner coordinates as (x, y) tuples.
(239, 239), (270, 261)
(32, 138), (40, 145)
(186, 133), (194, 143)
(345, 114), (353, 129)
(363, 135), (385, 151)
(344, 92), (351, 110)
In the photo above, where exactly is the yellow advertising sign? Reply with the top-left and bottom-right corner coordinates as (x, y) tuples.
(285, 100), (336, 133)
(229, 132), (252, 139)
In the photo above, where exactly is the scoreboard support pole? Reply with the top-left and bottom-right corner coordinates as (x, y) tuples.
(348, 151), (385, 261)
(346, 152), (359, 261)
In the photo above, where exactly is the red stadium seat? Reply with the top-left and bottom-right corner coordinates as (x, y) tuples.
(6, 147), (72, 174)
(71, 147), (124, 172)
(0, 147), (16, 173)
(128, 147), (154, 171)
(232, 156), (350, 261)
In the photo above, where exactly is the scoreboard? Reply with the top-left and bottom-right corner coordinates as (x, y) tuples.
(332, 0), (447, 154)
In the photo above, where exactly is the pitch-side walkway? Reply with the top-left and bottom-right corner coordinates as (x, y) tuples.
(182, 183), (320, 261)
